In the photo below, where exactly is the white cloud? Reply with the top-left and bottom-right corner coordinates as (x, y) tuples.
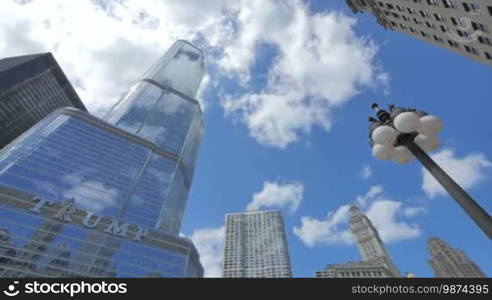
(246, 181), (304, 214)
(293, 205), (354, 247)
(360, 165), (373, 180)
(1, 0), (386, 148)
(293, 186), (424, 247)
(189, 226), (224, 278)
(403, 207), (428, 218)
(221, 3), (386, 148)
(365, 201), (422, 243)
(422, 148), (492, 198)
(356, 185), (383, 206)
(62, 173), (118, 212)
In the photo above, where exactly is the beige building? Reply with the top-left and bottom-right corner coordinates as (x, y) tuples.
(427, 237), (486, 277)
(346, 0), (492, 66)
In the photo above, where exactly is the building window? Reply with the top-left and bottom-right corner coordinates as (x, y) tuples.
(427, 0), (438, 5)
(456, 30), (469, 37)
(426, 21), (435, 29)
(442, 0), (457, 8)
(433, 35), (444, 42)
(478, 36), (492, 46)
(463, 3), (480, 13)
(488, 6), (492, 16)
(485, 52), (492, 60)
(448, 40), (459, 48)
(434, 13), (446, 22)
(464, 45), (479, 55)
(472, 22), (488, 33)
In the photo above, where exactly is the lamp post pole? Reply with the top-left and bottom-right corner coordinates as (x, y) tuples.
(369, 104), (492, 240)
(400, 135), (492, 239)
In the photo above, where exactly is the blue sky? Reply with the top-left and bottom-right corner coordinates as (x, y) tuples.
(2, 0), (491, 277)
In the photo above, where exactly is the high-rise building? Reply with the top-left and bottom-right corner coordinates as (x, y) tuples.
(0, 40), (205, 277)
(349, 205), (400, 277)
(0, 53), (87, 148)
(315, 205), (401, 278)
(427, 237), (486, 277)
(346, 0), (492, 66)
(222, 210), (292, 278)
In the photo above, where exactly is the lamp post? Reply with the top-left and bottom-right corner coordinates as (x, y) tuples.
(368, 103), (492, 240)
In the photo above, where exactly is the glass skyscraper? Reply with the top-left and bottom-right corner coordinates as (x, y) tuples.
(0, 40), (205, 278)
(222, 210), (292, 278)
(0, 53), (87, 149)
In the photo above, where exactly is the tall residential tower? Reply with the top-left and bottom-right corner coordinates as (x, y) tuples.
(223, 210), (292, 278)
(346, 0), (492, 66)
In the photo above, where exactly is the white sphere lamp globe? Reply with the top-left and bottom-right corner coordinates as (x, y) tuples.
(418, 115), (443, 136)
(394, 111), (420, 133)
(371, 125), (398, 145)
(393, 145), (413, 164)
(415, 134), (440, 151)
(372, 144), (395, 161)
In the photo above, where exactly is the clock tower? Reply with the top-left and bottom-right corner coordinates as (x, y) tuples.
(349, 205), (400, 277)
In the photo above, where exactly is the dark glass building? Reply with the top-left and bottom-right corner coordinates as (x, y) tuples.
(0, 53), (87, 149)
(0, 40), (205, 278)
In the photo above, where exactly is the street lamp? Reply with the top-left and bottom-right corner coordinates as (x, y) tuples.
(368, 103), (492, 240)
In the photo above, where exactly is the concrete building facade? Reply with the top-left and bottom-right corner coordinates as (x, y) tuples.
(346, 0), (492, 66)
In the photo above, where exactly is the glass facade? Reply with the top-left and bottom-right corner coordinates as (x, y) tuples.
(0, 40), (206, 277)
(104, 40), (205, 234)
(0, 186), (202, 278)
(0, 53), (87, 149)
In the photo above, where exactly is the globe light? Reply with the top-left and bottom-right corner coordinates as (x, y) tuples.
(371, 125), (398, 145)
(415, 134), (440, 151)
(418, 115), (443, 136)
(393, 145), (413, 164)
(393, 111), (420, 133)
(372, 144), (395, 161)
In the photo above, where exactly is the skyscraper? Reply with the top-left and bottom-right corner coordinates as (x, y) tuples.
(0, 53), (87, 148)
(346, 0), (492, 66)
(315, 205), (400, 278)
(427, 237), (486, 277)
(0, 40), (205, 277)
(349, 205), (400, 277)
(222, 210), (292, 278)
